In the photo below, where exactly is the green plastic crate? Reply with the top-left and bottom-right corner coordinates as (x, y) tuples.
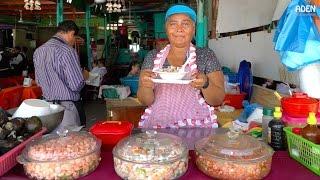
(283, 127), (320, 176)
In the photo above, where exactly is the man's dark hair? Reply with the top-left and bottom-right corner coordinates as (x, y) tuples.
(57, 20), (79, 35)
(128, 60), (140, 72)
(15, 46), (21, 51)
(22, 46), (28, 53)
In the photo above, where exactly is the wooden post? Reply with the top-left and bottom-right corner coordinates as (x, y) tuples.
(196, 0), (205, 47)
(104, 14), (108, 60)
(56, 0), (64, 26)
(85, 4), (92, 69)
(211, 0), (219, 39)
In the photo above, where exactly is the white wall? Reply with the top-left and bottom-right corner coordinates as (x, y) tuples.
(208, 30), (300, 85)
(216, 0), (277, 33)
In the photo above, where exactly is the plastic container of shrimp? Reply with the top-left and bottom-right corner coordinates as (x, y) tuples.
(17, 131), (101, 179)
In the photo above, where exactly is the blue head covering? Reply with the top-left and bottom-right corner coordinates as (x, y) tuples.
(165, 4), (196, 22)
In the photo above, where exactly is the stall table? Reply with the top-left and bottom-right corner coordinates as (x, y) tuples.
(0, 85), (42, 110)
(21, 85), (42, 101)
(0, 86), (24, 110)
(2, 127), (319, 179)
(105, 97), (147, 127)
(3, 150), (319, 179)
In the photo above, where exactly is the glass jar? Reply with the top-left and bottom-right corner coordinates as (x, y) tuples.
(18, 131), (101, 179)
(195, 130), (274, 179)
(113, 130), (188, 179)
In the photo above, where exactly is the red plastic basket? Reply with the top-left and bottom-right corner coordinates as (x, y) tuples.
(223, 93), (246, 109)
(281, 93), (319, 118)
(0, 127), (46, 176)
(90, 121), (133, 150)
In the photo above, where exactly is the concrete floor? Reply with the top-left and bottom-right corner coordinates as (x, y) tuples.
(83, 99), (106, 128)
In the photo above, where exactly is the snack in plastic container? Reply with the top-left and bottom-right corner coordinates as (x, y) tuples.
(195, 129), (274, 180)
(113, 130), (188, 180)
(17, 130), (101, 179)
(154, 66), (187, 80)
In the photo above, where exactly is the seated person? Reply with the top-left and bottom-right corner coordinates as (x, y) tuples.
(10, 47), (26, 75)
(97, 59), (107, 77)
(86, 60), (107, 86)
(127, 60), (140, 77)
(90, 60), (100, 74)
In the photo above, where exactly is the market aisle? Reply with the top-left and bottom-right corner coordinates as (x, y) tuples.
(83, 99), (106, 128)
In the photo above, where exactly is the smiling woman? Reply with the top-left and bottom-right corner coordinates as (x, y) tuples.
(165, 14), (195, 49)
(137, 4), (225, 129)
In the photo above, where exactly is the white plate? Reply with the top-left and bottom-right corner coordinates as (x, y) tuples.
(152, 78), (192, 84)
(153, 70), (187, 80)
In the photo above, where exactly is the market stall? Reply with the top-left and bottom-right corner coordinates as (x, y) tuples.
(1, 127), (319, 179)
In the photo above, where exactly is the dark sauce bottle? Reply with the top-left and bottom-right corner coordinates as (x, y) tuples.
(268, 107), (286, 150)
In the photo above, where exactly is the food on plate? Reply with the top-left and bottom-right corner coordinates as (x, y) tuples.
(18, 131), (101, 180)
(113, 131), (188, 180)
(158, 66), (181, 73)
(195, 132), (274, 180)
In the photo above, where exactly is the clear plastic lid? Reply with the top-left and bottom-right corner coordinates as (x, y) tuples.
(113, 130), (188, 164)
(195, 130), (274, 162)
(22, 130), (101, 162)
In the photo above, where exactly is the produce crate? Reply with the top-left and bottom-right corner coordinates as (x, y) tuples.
(283, 127), (320, 176)
(120, 77), (139, 96)
(0, 128), (46, 176)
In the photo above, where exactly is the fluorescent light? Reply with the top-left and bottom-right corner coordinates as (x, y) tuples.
(118, 18), (124, 24)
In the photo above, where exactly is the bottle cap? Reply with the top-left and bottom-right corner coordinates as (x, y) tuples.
(263, 107), (273, 116)
(292, 128), (302, 135)
(307, 112), (317, 125)
(273, 107), (282, 119)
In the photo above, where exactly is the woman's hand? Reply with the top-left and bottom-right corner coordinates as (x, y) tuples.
(139, 69), (156, 89)
(137, 69), (156, 105)
(190, 72), (208, 90)
(82, 69), (89, 80)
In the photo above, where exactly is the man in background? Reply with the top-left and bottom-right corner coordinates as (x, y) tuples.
(33, 20), (88, 132)
(10, 46), (26, 75)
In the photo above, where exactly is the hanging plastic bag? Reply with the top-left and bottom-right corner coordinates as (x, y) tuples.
(273, 0), (320, 71)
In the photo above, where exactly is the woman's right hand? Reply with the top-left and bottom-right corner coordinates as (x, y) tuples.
(139, 69), (156, 89)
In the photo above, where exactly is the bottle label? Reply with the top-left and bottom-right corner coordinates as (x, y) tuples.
(270, 124), (286, 150)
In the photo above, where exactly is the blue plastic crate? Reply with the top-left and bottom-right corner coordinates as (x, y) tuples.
(120, 76), (139, 95)
(228, 73), (239, 83)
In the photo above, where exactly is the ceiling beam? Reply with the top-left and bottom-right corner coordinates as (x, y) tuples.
(0, 11), (83, 16)
(0, 0), (56, 5)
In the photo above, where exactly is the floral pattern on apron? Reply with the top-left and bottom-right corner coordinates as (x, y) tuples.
(139, 44), (218, 128)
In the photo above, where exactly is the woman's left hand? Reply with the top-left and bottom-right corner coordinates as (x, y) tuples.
(189, 72), (208, 90)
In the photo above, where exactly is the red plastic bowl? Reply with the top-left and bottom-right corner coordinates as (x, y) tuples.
(90, 121), (133, 150)
(223, 93), (246, 109)
(281, 93), (319, 118)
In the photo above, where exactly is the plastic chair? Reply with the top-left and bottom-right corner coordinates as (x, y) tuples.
(0, 78), (20, 89)
(0, 86), (24, 110)
(83, 73), (103, 100)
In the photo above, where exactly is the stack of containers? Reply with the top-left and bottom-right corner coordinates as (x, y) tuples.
(280, 92), (320, 127)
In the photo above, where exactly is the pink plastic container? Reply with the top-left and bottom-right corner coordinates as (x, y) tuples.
(0, 128), (46, 176)
(282, 113), (320, 127)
